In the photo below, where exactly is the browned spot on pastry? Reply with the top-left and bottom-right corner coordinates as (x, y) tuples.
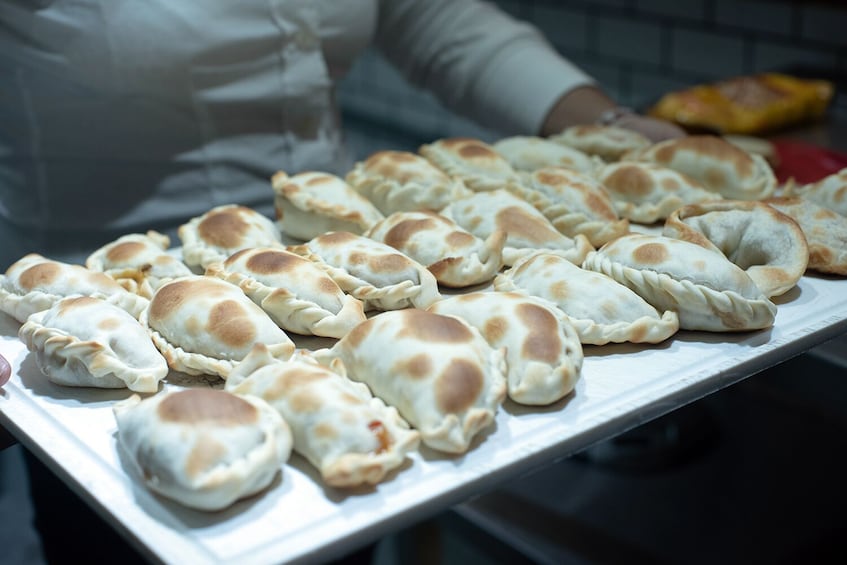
(661, 178), (681, 192)
(262, 366), (326, 400)
(198, 208), (249, 249)
(206, 300), (257, 348)
(149, 279), (194, 321)
(586, 192), (617, 220)
(289, 389), (322, 413)
(371, 253), (412, 274)
(427, 256), (462, 282)
(654, 144), (678, 164)
(185, 434), (228, 480)
(458, 142), (498, 160)
(345, 317), (374, 350)
(57, 296), (98, 314)
(394, 353), (433, 379)
(435, 358), (484, 414)
(814, 208), (838, 221)
(246, 249), (302, 274)
(446, 230), (476, 248)
(398, 309), (474, 343)
(483, 316), (509, 344)
(468, 215), (483, 232)
(157, 389), (258, 425)
(306, 174), (334, 186)
(496, 207), (555, 243)
(693, 260), (707, 272)
(629, 323), (648, 343)
(633, 242), (669, 264)
(550, 280), (569, 302)
(226, 248), (252, 264)
(666, 136), (753, 178)
(98, 317), (122, 332)
(535, 170), (567, 188)
(106, 241), (146, 264)
(385, 218), (436, 250)
(313, 421), (338, 441)
(809, 246), (833, 269)
(18, 262), (62, 290)
(517, 303), (561, 363)
(704, 167), (727, 190)
(384, 150), (417, 163)
(184, 315), (203, 336)
(317, 231), (357, 246)
(318, 276), (341, 295)
(368, 420), (391, 454)
(605, 165), (653, 197)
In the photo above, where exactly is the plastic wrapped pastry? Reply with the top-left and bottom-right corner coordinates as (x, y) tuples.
(492, 136), (596, 175)
(624, 135), (777, 200)
(428, 291), (583, 406)
(595, 161), (721, 224)
(316, 309), (507, 454)
(494, 252), (679, 345)
(662, 200), (808, 297)
(0, 254), (149, 323)
(365, 211), (505, 288)
(345, 150), (472, 215)
(583, 233), (777, 332)
(178, 204), (283, 270)
(765, 196), (847, 276)
(141, 275), (295, 379)
(114, 389), (292, 511)
(19, 296), (168, 393)
(226, 345), (420, 487)
(509, 167), (629, 247)
(205, 247), (366, 338)
(785, 168), (847, 218)
(271, 170), (384, 240)
(419, 137), (522, 192)
(288, 231), (441, 311)
(550, 125), (651, 162)
(441, 189), (594, 267)
(86, 231), (193, 298)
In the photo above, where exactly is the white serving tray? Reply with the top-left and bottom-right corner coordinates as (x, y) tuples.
(2, 273), (847, 564)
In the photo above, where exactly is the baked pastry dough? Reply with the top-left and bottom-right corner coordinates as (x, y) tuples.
(86, 231), (193, 298)
(625, 135), (777, 200)
(509, 167), (630, 247)
(317, 309), (507, 454)
(271, 170), (385, 240)
(418, 137), (522, 192)
(494, 252), (679, 345)
(662, 200), (808, 297)
(226, 345), (420, 487)
(0, 254), (149, 323)
(492, 136), (596, 174)
(345, 150), (472, 215)
(288, 231), (442, 311)
(785, 168), (847, 218)
(19, 296), (168, 393)
(178, 204), (283, 270)
(205, 247), (366, 338)
(440, 189), (594, 267)
(765, 196), (847, 276)
(550, 125), (651, 162)
(582, 233), (778, 332)
(428, 291), (583, 406)
(595, 161), (721, 224)
(113, 388), (292, 511)
(141, 275), (295, 379)
(364, 211), (505, 288)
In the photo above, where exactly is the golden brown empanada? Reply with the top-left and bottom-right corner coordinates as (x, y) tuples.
(419, 137), (522, 192)
(765, 196), (847, 276)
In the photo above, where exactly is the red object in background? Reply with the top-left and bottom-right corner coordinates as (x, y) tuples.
(771, 139), (847, 184)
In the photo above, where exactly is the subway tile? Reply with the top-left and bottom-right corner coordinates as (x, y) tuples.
(530, 5), (590, 53)
(752, 41), (838, 74)
(801, 4), (847, 47)
(670, 28), (746, 79)
(714, 0), (793, 36)
(635, 0), (707, 22)
(594, 16), (663, 66)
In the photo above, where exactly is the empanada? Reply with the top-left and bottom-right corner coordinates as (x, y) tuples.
(492, 136), (596, 174)
(271, 170), (384, 240)
(226, 345), (420, 487)
(0, 254), (149, 323)
(508, 167), (630, 247)
(494, 252), (679, 345)
(785, 168), (847, 218)
(364, 211), (505, 288)
(595, 161), (721, 224)
(316, 309), (507, 454)
(86, 231), (192, 298)
(418, 137), (522, 192)
(550, 125), (651, 162)
(205, 247), (366, 338)
(428, 291), (583, 406)
(440, 189), (594, 266)
(113, 389), (292, 511)
(345, 150), (472, 215)
(288, 232), (442, 311)
(582, 233), (777, 332)
(625, 135), (777, 200)
(765, 196), (847, 276)
(19, 296), (168, 392)
(141, 275), (295, 379)
(662, 200), (808, 297)
(178, 204), (283, 270)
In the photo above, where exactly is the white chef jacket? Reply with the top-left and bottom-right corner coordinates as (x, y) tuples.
(0, 0), (592, 266)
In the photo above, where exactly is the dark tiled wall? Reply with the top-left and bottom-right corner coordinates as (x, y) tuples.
(339, 0), (845, 158)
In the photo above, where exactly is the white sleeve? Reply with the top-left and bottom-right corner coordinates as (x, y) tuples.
(375, 0), (595, 135)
